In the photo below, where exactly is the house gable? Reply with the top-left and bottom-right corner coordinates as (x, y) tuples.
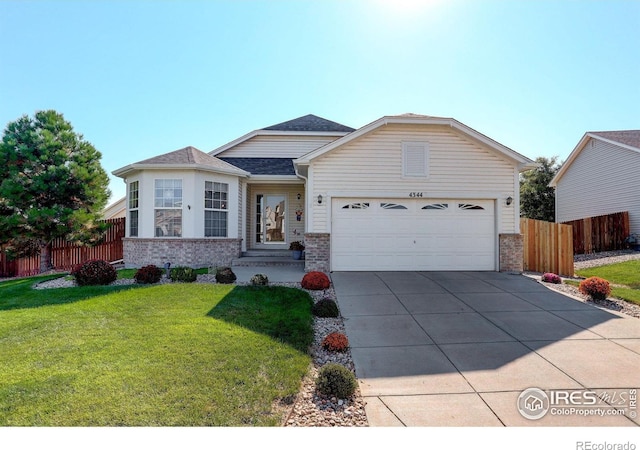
(295, 114), (536, 171)
(304, 118), (534, 236)
(551, 130), (640, 234)
(210, 114), (353, 161)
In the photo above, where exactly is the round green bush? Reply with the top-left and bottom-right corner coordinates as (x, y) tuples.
(71, 259), (118, 286)
(312, 298), (340, 318)
(215, 266), (237, 284)
(250, 273), (269, 286)
(170, 266), (198, 283)
(316, 363), (357, 398)
(134, 265), (163, 284)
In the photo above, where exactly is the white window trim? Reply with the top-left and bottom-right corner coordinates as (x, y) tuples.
(204, 180), (229, 238)
(154, 179), (183, 238)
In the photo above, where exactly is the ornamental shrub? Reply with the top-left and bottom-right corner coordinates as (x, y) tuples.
(316, 363), (357, 399)
(170, 266), (198, 283)
(134, 265), (163, 284)
(321, 332), (349, 352)
(312, 298), (340, 318)
(301, 271), (330, 290)
(71, 259), (117, 286)
(250, 273), (269, 286)
(215, 266), (237, 284)
(541, 272), (562, 284)
(579, 276), (611, 301)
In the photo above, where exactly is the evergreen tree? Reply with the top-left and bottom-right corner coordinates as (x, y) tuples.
(0, 110), (111, 272)
(520, 156), (561, 222)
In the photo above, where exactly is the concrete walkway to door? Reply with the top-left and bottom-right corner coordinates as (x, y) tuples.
(330, 271), (640, 426)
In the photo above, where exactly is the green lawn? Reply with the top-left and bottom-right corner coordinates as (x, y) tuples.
(575, 260), (640, 306)
(0, 275), (313, 426)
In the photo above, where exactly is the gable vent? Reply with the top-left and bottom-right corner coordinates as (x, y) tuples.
(402, 142), (429, 177)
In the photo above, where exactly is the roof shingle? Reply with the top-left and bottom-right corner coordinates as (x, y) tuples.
(591, 130), (640, 150)
(262, 114), (355, 133)
(133, 146), (247, 173)
(218, 157), (296, 176)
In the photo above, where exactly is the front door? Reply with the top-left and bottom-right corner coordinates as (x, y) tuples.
(256, 194), (287, 245)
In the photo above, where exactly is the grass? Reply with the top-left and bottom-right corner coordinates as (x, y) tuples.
(0, 275), (314, 426)
(575, 260), (640, 306)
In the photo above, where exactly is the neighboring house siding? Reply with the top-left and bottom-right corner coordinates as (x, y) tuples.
(309, 124), (518, 233)
(555, 139), (640, 234)
(216, 135), (339, 159)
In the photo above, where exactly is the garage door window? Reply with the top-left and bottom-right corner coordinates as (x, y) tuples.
(381, 203), (407, 210)
(342, 202), (370, 209)
(422, 203), (448, 210)
(459, 203), (485, 210)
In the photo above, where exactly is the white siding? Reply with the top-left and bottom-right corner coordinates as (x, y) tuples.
(130, 169), (241, 239)
(216, 135), (339, 158)
(556, 139), (640, 234)
(309, 124), (518, 233)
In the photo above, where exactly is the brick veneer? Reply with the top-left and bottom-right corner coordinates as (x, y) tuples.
(499, 233), (524, 273)
(123, 238), (242, 269)
(304, 233), (330, 272)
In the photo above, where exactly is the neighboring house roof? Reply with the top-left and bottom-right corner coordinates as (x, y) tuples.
(102, 196), (125, 219)
(218, 157), (296, 176)
(210, 114), (354, 156)
(113, 146), (249, 178)
(550, 130), (640, 187)
(293, 113), (537, 171)
(262, 114), (355, 133)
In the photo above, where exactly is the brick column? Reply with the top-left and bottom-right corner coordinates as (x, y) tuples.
(303, 233), (330, 273)
(499, 233), (524, 273)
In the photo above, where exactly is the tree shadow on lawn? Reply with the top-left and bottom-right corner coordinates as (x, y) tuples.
(0, 275), (138, 311)
(207, 285), (315, 354)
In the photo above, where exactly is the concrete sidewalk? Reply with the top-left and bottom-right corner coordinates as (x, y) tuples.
(331, 271), (640, 427)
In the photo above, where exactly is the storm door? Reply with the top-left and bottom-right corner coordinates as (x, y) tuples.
(255, 194), (286, 244)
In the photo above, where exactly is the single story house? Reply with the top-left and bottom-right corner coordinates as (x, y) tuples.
(550, 130), (640, 236)
(112, 113), (536, 272)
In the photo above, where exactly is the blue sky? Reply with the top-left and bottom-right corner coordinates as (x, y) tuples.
(1, 0), (639, 205)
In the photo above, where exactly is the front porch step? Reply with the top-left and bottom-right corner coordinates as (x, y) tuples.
(231, 256), (304, 267)
(242, 250), (291, 257)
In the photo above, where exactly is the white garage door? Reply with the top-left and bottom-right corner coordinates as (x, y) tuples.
(331, 198), (496, 271)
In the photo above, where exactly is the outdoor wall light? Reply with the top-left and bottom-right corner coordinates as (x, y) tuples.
(297, 193), (301, 200)
(506, 196), (513, 206)
(317, 194), (323, 205)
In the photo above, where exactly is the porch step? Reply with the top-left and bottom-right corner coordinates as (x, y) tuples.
(231, 256), (304, 267)
(242, 250), (291, 257)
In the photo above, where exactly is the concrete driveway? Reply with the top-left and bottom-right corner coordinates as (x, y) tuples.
(330, 271), (640, 426)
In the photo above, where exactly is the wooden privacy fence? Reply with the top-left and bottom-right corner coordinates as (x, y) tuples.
(521, 218), (574, 277)
(0, 217), (125, 278)
(563, 211), (630, 255)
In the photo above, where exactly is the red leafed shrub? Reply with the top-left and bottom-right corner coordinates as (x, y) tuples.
(301, 271), (330, 290)
(579, 276), (611, 300)
(541, 273), (562, 284)
(321, 332), (349, 352)
(71, 259), (117, 286)
(134, 265), (163, 284)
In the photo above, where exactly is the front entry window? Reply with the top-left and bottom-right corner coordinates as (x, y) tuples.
(258, 194), (286, 243)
